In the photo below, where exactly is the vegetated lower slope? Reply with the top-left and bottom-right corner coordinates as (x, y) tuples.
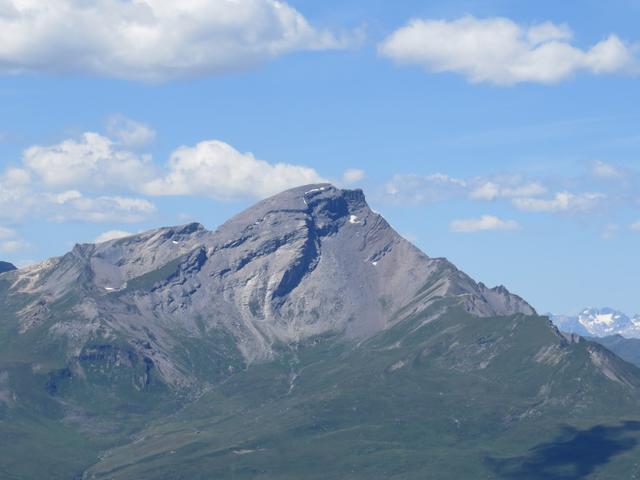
(85, 305), (640, 480)
(1, 185), (640, 479)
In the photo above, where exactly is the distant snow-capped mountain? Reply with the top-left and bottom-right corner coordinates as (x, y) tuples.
(551, 307), (640, 338)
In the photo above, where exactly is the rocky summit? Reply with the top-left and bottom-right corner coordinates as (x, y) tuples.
(7, 184), (533, 384)
(1, 185), (640, 480)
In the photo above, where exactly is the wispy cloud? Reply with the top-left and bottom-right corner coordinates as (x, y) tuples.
(46, 192), (155, 223)
(591, 160), (627, 180)
(469, 180), (547, 201)
(512, 192), (607, 213)
(0, 226), (27, 253)
(383, 172), (548, 205)
(106, 115), (156, 149)
(450, 215), (519, 233)
(95, 230), (133, 244)
(341, 168), (365, 185)
(384, 173), (467, 204)
(381, 166), (624, 218)
(602, 223), (620, 240)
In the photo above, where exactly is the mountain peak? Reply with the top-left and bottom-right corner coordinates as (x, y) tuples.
(3, 184), (640, 480)
(214, 183), (365, 235)
(9, 185), (535, 366)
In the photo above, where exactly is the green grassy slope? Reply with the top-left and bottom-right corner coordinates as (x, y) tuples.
(84, 303), (640, 479)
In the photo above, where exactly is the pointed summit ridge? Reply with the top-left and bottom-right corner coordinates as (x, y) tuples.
(8, 184), (535, 368)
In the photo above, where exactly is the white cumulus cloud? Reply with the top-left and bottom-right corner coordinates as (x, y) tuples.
(0, 163), (157, 223)
(23, 132), (154, 191)
(3, 119), (362, 221)
(379, 16), (637, 85)
(450, 215), (519, 233)
(631, 221), (640, 231)
(0, 0), (351, 81)
(142, 140), (326, 200)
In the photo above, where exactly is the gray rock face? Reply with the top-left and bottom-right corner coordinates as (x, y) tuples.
(8, 184), (535, 383)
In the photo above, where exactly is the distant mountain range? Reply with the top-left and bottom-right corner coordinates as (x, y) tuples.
(0, 261), (16, 274)
(2, 186), (640, 479)
(551, 307), (640, 339)
(587, 335), (640, 369)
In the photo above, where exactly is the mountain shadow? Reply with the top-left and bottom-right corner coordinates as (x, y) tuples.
(488, 421), (640, 479)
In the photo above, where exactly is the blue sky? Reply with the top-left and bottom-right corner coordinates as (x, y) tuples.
(0, 0), (639, 315)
